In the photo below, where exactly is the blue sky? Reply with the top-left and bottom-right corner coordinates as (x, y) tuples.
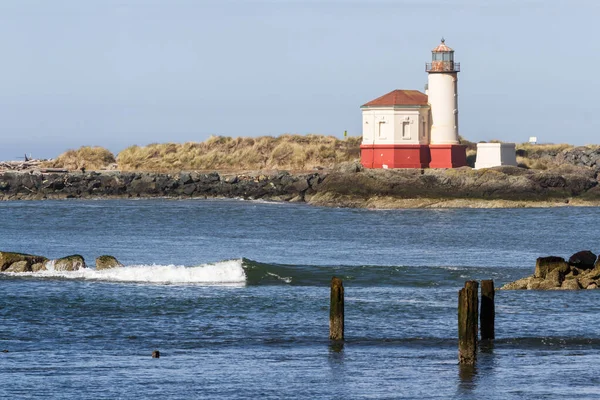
(1, 0), (598, 160)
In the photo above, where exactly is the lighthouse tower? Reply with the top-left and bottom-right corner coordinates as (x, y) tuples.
(426, 39), (466, 168)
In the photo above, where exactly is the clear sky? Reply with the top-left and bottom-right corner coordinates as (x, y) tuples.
(1, 0), (599, 161)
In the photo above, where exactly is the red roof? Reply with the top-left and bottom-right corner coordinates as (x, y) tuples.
(432, 39), (453, 53)
(362, 90), (428, 107)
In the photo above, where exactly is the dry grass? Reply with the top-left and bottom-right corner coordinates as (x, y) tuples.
(516, 142), (573, 156)
(116, 134), (362, 172)
(43, 146), (116, 171)
(514, 143), (573, 170)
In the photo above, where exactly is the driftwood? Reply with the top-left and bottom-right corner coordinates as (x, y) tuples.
(0, 160), (44, 171)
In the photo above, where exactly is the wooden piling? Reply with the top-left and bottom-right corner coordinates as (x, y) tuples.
(329, 277), (344, 341)
(480, 279), (495, 341)
(458, 280), (478, 364)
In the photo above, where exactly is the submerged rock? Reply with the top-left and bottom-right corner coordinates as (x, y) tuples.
(95, 255), (123, 270)
(0, 251), (48, 272)
(54, 255), (86, 271)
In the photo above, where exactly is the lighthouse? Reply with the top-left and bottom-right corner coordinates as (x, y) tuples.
(359, 38), (467, 169)
(425, 38), (466, 168)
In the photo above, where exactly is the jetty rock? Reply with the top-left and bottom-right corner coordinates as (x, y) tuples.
(0, 251), (48, 272)
(95, 255), (123, 270)
(502, 251), (600, 290)
(1, 166), (600, 208)
(53, 255), (87, 271)
(568, 250), (596, 270)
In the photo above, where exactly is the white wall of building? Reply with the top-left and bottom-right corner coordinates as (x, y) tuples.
(428, 73), (459, 144)
(362, 107), (430, 145)
(474, 143), (518, 169)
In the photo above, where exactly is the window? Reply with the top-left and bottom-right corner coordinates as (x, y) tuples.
(402, 120), (411, 140)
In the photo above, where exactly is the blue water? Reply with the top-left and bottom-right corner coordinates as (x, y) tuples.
(2, 200), (600, 399)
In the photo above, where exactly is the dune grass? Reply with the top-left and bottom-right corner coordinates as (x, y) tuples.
(43, 135), (595, 173)
(116, 134), (362, 172)
(42, 146), (116, 171)
(514, 143), (573, 170)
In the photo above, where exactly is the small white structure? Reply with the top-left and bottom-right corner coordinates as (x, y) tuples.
(474, 143), (518, 169)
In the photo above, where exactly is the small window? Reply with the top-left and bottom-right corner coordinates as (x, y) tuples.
(402, 121), (411, 140)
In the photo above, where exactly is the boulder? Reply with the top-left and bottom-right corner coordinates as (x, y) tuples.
(545, 268), (565, 288)
(534, 256), (569, 279)
(586, 282), (598, 290)
(54, 255), (86, 271)
(95, 255), (123, 270)
(568, 250), (597, 270)
(31, 263), (46, 272)
(500, 276), (532, 290)
(527, 278), (545, 290)
(579, 277), (596, 289)
(561, 278), (581, 290)
(0, 251), (48, 272)
(5, 260), (30, 272)
(335, 161), (363, 174)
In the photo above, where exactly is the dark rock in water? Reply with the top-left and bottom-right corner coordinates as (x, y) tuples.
(95, 255), (123, 270)
(0, 251), (48, 272)
(534, 256), (569, 279)
(152, 350), (160, 358)
(568, 250), (597, 270)
(54, 255), (86, 271)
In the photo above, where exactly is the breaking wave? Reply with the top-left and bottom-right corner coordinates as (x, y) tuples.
(2, 258), (522, 287)
(5, 259), (247, 285)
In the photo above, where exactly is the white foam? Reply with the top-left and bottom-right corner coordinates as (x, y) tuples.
(44, 260), (56, 271)
(9, 259), (247, 286)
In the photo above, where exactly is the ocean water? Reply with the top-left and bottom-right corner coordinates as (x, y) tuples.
(1, 199), (600, 399)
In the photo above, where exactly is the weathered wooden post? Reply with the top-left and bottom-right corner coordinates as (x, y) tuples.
(329, 276), (344, 341)
(480, 279), (495, 341)
(458, 280), (478, 364)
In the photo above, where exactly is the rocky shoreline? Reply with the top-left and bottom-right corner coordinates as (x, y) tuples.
(1, 163), (600, 208)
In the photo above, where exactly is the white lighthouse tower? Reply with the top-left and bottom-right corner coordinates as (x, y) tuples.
(425, 38), (466, 168)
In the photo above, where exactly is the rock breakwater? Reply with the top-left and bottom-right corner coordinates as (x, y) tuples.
(1, 164), (600, 208)
(501, 251), (600, 290)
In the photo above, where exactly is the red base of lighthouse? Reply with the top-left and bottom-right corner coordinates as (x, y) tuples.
(360, 144), (430, 169)
(428, 144), (467, 168)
